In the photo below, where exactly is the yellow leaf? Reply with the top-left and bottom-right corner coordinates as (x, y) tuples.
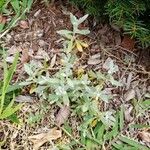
(29, 84), (36, 94)
(76, 68), (85, 78)
(76, 40), (83, 52)
(91, 119), (98, 127)
(80, 41), (88, 48)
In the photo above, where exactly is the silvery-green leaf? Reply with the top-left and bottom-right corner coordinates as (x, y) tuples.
(82, 103), (89, 112)
(57, 30), (73, 39)
(67, 40), (73, 53)
(78, 14), (89, 25)
(35, 85), (47, 94)
(24, 64), (33, 76)
(145, 93), (150, 98)
(67, 78), (74, 88)
(103, 57), (119, 74)
(37, 76), (47, 84)
(101, 111), (116, 127)
(63, 93), (69, 106)
(76, 29), (90, 35)
(70, 13), (78, 26)
(48, 94), (59, 104)
(99, 92), (111, 103)
(109, 75), (123, 86)
(57, 30), (73, 35)
(96, 72), (106, 80)
(19, 81), (32, 86)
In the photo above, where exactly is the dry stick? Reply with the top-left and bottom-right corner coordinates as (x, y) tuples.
(0, 8), (28, 39)
(122, 66), (150, 76)
(115, 45), (138, 57)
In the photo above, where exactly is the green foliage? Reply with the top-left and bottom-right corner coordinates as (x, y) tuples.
(69, 0), (150, 47)
(57, 13), (90, 53)
(0, 52), (22, 121)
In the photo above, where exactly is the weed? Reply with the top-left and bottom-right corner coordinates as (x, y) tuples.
(0, 52), (22, 122)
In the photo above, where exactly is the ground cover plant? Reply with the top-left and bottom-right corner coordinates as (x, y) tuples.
(0, 0), (150, 150)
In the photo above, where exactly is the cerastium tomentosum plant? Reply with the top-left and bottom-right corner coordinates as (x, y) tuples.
(20, 13), (122, 120)
(57, 13), (90, 53)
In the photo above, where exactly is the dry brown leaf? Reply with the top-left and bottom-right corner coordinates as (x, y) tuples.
(5, 56), (15, 63)
(19, 20), (29, 29)
(56, 105), (70, 126)
(15, 95), (34, 103)
(138, 130), (150, 143)
(124, 89), (135, 101)
(50, 54), (57, 68)
(28, 128), (62, 150)
(124, 104), (133, 122)
(126, 72), (133, 90)
(88, 53), (101, 65)
(121, 35), (135, 51)
(8, 46), (22, 55)
(0, 14), (6, 24)
(21, 48), (30, 63)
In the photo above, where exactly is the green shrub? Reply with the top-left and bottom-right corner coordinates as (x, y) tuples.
(70, 0), (150, 47)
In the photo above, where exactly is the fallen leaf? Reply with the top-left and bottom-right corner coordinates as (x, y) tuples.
(56, 105), (70, 126)
(50, 54), (57, 68)
(138, 130), (150, 143)
(8, 46), (22, 55)
(34, 49), (50, 61)
(88, 53), (101, 65)
(5, 56), (15, 63)
(21, 48), (30, 63)
(124, 104), (133, 122)
(103, 57), (119, 74)
(0, 14), (6, 24)
(28, 128), (61, 150)
(124, 89), (135, 101)
(15, 95), (34, 103)
(126, 72), (133, 90)
(121, 35), (135, 51)
(19, 20), (29, 29)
